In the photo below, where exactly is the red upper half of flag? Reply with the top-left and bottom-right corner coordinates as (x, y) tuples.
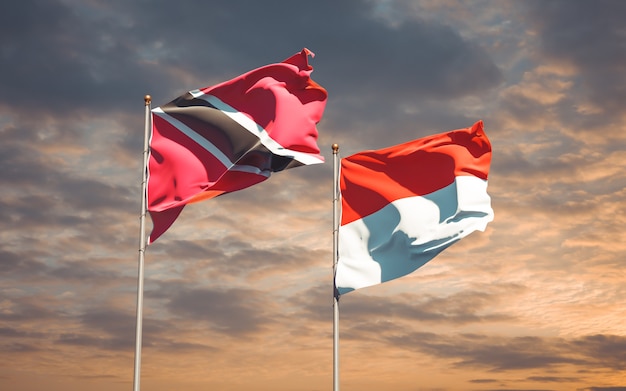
(198, 48), (327, 158)
(340, 121), (491, 226)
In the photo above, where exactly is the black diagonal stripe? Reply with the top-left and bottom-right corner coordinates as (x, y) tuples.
(159, 92), (300, 173)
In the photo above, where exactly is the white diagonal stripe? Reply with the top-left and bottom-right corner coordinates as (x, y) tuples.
(189, 89), (323, 166)
(152, 107), (231, 167)
(151, 107), (271, 178)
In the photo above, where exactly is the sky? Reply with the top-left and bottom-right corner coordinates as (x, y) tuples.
(1, 1), (625, 390)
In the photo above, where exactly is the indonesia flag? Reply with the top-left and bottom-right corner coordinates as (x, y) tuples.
(335, 121), (494, 295)
(147, 49), (327, 244)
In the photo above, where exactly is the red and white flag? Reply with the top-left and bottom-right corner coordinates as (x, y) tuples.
(147, 49), (327, 244)
(336, 121), (494, 295)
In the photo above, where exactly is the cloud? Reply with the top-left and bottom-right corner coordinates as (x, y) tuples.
(384, 332), (626, 372)
(519, 0), (626, 125)
(1, 1), (625, 390)
(163, 286), (276, 336)
(340, 290), (513, 325)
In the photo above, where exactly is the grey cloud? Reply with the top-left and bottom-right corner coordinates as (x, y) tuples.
(526, 376), (580, 383)
(80, 309), (135, 339)
(55, 307), (216, 353)
(0, 249), (60, 283)
(474, 389), (553, 391)
(0, 140), (135, 211)
(384, 332), (626, 372)
(286, 284), (333, 325)
(0, 342), (42, 353)
(49, 262), (122, 282)
(341, 290), (512, 325)
(469, 378), (499, 384)
(407, 332), (585, 370)
(154, 238), (225, 262)
(0, 297), (56, 322)
(56, 332), (127, 350)
(59, 178), (135, 212)
(0, 195), (87, 231)
(0, 130), (139, 250)
(572, 334), (626, 370)
(0, 326), (46, 339)
(0, 0), (501, 123)
(164, 286), (275, 336)
(0, 243), (132, 287)
(520, 1), (626, 120)
(154, 237), (326, 280)
(583, 388), (626, 391)
(128, 0), (502, 98)
(0, 0), (164, 114)
(0, 250), (41, 274)
(290, 285), (515, 328)
(0, 143), (57, 186)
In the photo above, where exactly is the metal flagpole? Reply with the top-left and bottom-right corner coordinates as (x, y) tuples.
(332, 143), (340, 391)
(133, 94), (151, 391)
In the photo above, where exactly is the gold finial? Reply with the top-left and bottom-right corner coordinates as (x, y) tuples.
(332, 143), (339, 153)
(144, 95), (152, 105)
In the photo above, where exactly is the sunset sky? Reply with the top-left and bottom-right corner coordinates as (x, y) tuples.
(1, 1), (625, 390)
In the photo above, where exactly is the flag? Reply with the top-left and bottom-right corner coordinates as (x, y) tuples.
(335, 121), (493, 295)
(147, 49), (327, 244)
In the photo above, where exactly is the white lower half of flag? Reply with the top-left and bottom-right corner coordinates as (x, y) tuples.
(336, 176), (493, 295)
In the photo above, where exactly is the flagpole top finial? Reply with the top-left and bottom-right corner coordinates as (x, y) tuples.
(144, 95), (152, 104)
(332, 144), (339, 153)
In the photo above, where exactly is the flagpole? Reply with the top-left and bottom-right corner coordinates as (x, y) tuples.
(332, 143), (340, 391)
(133, 94), (151, 391)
